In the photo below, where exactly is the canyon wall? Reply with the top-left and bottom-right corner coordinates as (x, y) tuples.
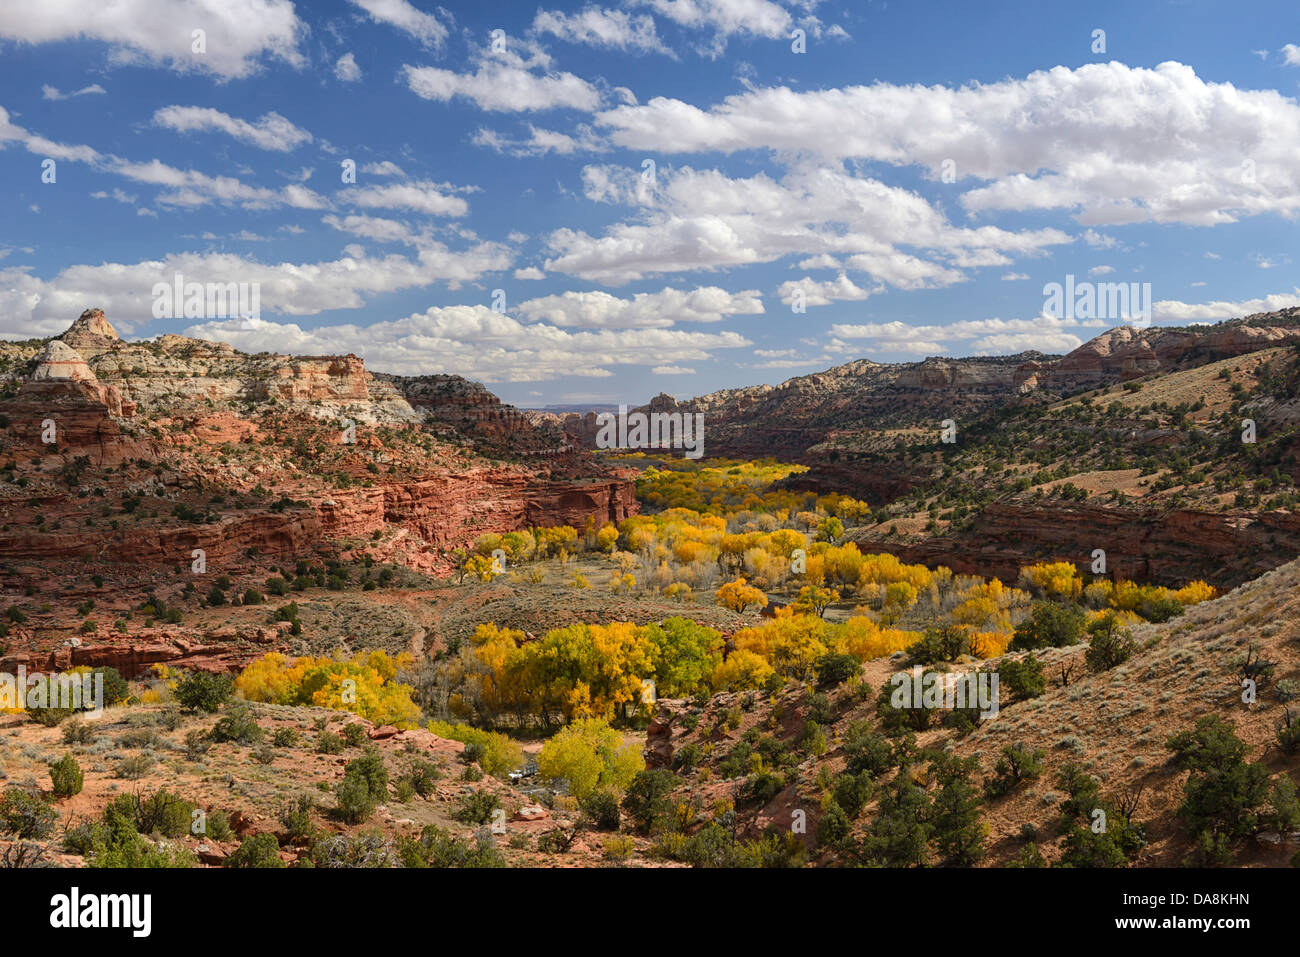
(852, 503), (1300, 589)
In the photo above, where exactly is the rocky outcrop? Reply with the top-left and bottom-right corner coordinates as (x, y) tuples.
(395, 373), (581, 460)
(57, 307), (120, 358)
(260, 355), (369, 402)
(8, 339), (146, 464)
(548, 354), (1053, 461)
(1045, 317), (1300, 392)
(0, 624), (282, 678)
(644, 697), (692, 769)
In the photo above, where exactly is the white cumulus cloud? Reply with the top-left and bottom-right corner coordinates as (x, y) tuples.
(153, 106), (313, 151)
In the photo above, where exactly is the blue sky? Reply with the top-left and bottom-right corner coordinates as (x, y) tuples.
(1, 0), (1299, 408)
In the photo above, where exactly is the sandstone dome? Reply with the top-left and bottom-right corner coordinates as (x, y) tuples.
(29, 339), (96, 382)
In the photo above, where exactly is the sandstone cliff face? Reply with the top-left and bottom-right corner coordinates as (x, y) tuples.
(9, 339), (146, 463)
(317, 471), (637, 547)
(394, 374), (578, 460)
(853, 503), (1300, 589)
(1044, 314), (1300, 392)
(0, 626), (279, 678)
(87, 338), (400, 419)
(0, 465), (636, 591)
(0, 310), (639, 583)
(262, 355), (370, 402)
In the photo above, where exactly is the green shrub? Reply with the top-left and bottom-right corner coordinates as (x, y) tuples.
(334, 776), (377, 824)
(999, 654), (1046, 700)
(815, 652), (859, 688)
(397, 825), (506, 868)
(88, 831), (196, 868)
(875, 675), (939, 734)
(1084, 613), (1136, 672)
(49, 754), (84, 799)
(343, 751), (389, 801)
(1167, 715), (1248, 772)
(94, 667), (130, 706)
(671, 742), (701, 773)
(831, 770), (873, 818)
(203, 808), (234, 841)
(0, 788), (56, 839)
(116, 727), (163, 750)
(210, 707), (264, 745)
(906, 626), (968, 664)
(26, 706), (75, 727)
(581, 790), (621, 830)
(1140, 596), (1183, 623)
(738, 770), (785, 807)
(183, 728), (211, 760)
(461, 740), (485, 764)
(817, 800), (851, 847)
(1278, 708), (1300, 755)
(453, 791), (502, 826)
(316, 730), (344, 754)
(1058, 824), (1127, 867)
(60, 718), (97, 745)
(986, 743), (1045, 799)
(64, 820), (112, 856)
(842, 721), (895, 776)
(407, 758), (441, 798)
(929, 754), (987, 866)
(1011, 843), (1047, 868)
(103, 790), (193, 838)
(855, 771), (934, 867)
(341, 722), (368, 748)
(225, 833), (285, 868)
(174, 671), (233, 713)
(1055, 762), (1103, 825)
(279, 796), (319, 843)
(115, 754), (154, 779)
(621, 769), (675, 834)
(1012, 602), (1085, 650)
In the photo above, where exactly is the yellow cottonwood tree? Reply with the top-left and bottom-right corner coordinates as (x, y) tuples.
(537, 717), (644, 800)
(715, 577), (768, 614)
